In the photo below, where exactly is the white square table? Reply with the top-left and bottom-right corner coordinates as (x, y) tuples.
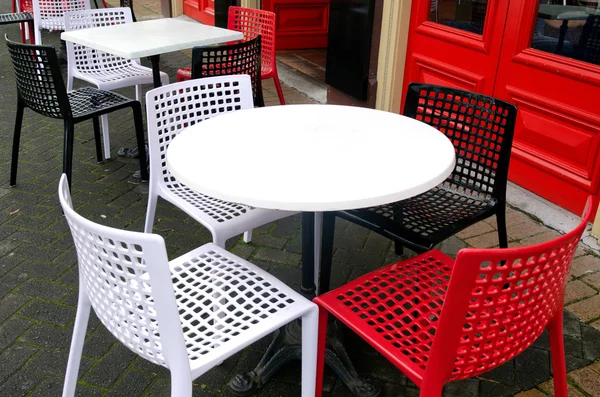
(61, 18), (244, 87)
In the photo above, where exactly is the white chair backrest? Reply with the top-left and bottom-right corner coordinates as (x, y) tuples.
(64, 8), (136, 73)
(145, 75), (254, 186)
(33, 0), (91, 32)
(58, 174), (190, 371)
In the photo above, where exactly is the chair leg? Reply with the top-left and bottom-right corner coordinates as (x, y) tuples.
(28, 22), (34, 44)
(314, 212), (323, 293)
(315, 308), (328, 397)
(20, 22), (26, 44)
(34, 28), (41, 46)
(496, 207), (509, 248)
(144, 193), (158, 233)
(135, 85), (142, 102)
(62, 289), (91, 397)
(272, 72), (286, 105)
(319, 212), (336, 294)
(67, 73), (74, 92)
(243, 230), (253, 243)
(92, 117), (102, 163)
(549, 309), (568, 397)
(10, 100), (25, 187)
(100, 115), (111, 159)
(131, 103), (149, 181)
(394, 241), (404, 256)
(301, 308), (318, 397)
(63, 120), (75, 190)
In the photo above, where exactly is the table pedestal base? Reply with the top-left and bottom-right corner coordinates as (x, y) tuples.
(228, 320), (380, 397)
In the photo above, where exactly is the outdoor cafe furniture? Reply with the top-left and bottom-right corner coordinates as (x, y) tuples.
(57, 174), (318, 397)
(32, 0), (91, 45)
(64, 7), (169, 159)
(317, 84), (517, 295)
(166, 103), (456, 395)
(537, 3), (599, 55)
(178, 6), (285, 105)
(314, 198), (593, 397)
(190, 36), (265, 107)
(0, 11), (34, 44)
(61, 17), (243, 89)
(5, 37), (149, 186)
(10, 0), (33, 43)
(144, 75), (296, 246)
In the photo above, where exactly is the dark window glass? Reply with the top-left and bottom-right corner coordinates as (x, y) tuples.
(429, 0), (489, 35)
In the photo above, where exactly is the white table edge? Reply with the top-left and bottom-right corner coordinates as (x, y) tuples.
(60, 22), (244, 59)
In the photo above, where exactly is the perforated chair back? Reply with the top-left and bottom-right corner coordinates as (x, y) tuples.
(32, 0), (90, 43)
(64, 8), (136, 75)
(145, 75), (254, 190)
(5, 35), (70, 119)
(191, 36), (264, 107)
(426, 198), (593, 382)
(18, 0), (33, 12)
(403, 83), (516, 203)
(578, 15), (600, 64)
(228, 6), (276, 76)
(58, 174), (190, 371)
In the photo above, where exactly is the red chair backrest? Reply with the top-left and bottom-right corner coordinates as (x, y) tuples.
(20, 0), (33, 11)
(228, 6), (276, 73)
(428, 198), (593, 382)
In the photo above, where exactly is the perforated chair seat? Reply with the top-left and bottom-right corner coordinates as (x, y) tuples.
(169, 243), (315, 377)
(71, 60), (167, 91)
(347, 184), (496, 251)
(68, 86), (137, 121)
(315, 250), (455, 384)
(0, 12), (33, 25)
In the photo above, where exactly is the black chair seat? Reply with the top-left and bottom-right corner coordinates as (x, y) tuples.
(68, 87), (136, 121)
(0, 12), (33, 25)
(343, 183), (497, 252)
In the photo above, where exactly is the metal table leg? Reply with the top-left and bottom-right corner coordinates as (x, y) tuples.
(228, 212), (379, 397)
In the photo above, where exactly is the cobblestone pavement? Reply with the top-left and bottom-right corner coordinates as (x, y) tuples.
(2, 2), (600, 396)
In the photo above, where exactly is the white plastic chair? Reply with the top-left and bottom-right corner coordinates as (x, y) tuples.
(144, 75), (296, 246)
(58, 174), (318, 397)
(64, 7), (169, 159)
(32, 0), (90, 45)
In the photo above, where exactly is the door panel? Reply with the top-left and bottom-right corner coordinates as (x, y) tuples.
(263, 0), (329, 49)
(403, 0), (510, 101)
(493, 0), (600, 213)
(183, 0), (214, 25)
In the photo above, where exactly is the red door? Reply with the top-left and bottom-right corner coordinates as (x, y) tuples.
(493, 1), (600, 214)
(403, 0), (509, 99)
(262, 0), (330, 49)
(183, 0), (215, 25)
(404, 0), (600, 214)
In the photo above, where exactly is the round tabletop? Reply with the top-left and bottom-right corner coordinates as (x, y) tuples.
(167, 104), (456, 212)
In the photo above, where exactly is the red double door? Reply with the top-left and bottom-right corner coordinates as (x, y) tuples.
(183, 0), (215, 25)
(405, 0), (600, 215)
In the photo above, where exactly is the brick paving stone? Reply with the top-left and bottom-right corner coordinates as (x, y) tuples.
(567, 294), (600, 322)
(0, 294), (31, 324)
(23, 349), (93, 378)
(254, 247), (301, 267)
(570, 255), (600, 278)
(519, 230), (561, 246)
(538, 379), (586, 397)
(564, 280), (597, 304)
(0, 317), (33, 351)
(19, 323), (72, 351)
(569, 366), (600, 396)
(507, 220), (548, 241)
(465, 231), (501, 248)
(514, 390), (546, 397)
(104, 370), (155, 397)
(17, 279), (72, 302)
(455, 221), (495, 239)
(18, 301), (76, 327)
(583, 271), (600, 289)
(29, 376), (106, 397)
(82, 343), (138, 387)
(0, 345), (39, 384)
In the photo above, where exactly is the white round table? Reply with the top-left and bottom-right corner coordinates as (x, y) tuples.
(167, 104), (455, 213)
(167, 104), (455, 395)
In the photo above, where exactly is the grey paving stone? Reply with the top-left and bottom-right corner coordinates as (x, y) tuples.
(515, 348), (550, 389)
(19, 323), (72, 351)
(17, 279), (72, 302)
(0, 345), (38, 384)
(29, 376), (106, 397)
(82, 343), (139, 387)
(0, 294), (31, 324)
(255, 247), (301, 267)
(22, 349), (94, 378)
(18, 301), (76, 327)
(104, 370), (155, 397)
(0, 317), (33, 351)
(0, 371), (45, 397)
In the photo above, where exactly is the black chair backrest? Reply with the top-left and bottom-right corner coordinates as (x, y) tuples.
(5, 35), (70, 119)
(403, 83), (517, 200)
(120, 0), (136, 22)
(578, 14), (600, 65)
(191, 35), (264, 107)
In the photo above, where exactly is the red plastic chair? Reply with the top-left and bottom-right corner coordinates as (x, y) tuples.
(314, 198), (593, 397)
(13, 0), (33, 43)
(176, 6), (285, 105)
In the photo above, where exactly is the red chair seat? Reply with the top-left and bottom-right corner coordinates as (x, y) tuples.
(176, 67), (191, 82)
(315, 250), (454, 386)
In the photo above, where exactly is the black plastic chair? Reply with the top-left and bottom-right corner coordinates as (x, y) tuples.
(5, 35), (148, 188)
(0, 12), (34, 44)
(319, 83), (518, 293)
(191, 35), (264, 107)
(577, 14), (600, 65)
(120, 0), (136, 22)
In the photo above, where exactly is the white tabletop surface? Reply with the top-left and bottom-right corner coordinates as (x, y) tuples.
(61, 18), (243, 59)
(167, 104), (456, 212)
